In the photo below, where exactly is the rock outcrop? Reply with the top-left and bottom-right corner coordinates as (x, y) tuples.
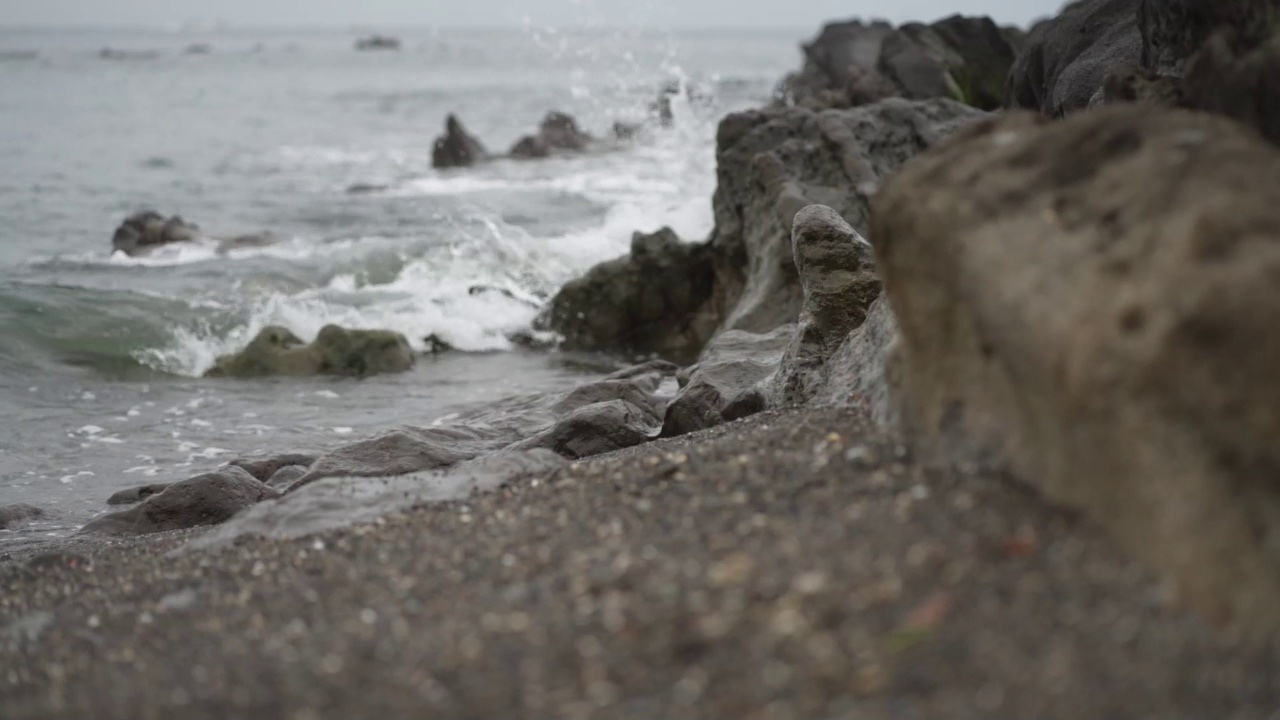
(205, 325), (415, 379)
(873, 105), (1280, 629)
(509, 112), (593, 159)
(431, 114), (487, 169)
(538, 227), (716, 362)
(767, 205), (881, 407)
(111, 211), (201, 256)
(0, 504), (44, 529)
(81, 467), (279, 536)
(778, 15), (1021, 111)
(660, 326), (793, 438)
(1005, 0), (1143, 116)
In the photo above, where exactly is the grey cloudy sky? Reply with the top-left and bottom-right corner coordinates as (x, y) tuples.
(2, 0), (1064, 29)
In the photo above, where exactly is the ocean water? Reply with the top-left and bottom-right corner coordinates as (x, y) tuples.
(0, 25), (802, 548)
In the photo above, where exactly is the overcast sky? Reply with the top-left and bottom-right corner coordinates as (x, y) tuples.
(2, 0), (1063, 29)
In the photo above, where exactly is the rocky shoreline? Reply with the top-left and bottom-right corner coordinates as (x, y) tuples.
(5, 1), (1280, 716)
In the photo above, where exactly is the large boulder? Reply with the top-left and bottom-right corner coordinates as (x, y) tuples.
(767, 205), (881, 407)
(1005, 0), (1143, 116)
(538, 227), (716, 362)
(873, 105), (1280, 629)
(660, 326), (793, 438)
(111, 211), (200, 256)
(431, 114), (487, 169)
(509, 112), (593, 159)
(81, 467), (278, 536)
(205, 325), (414, 378)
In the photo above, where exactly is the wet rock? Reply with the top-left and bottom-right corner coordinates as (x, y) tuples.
(769, 205), (881, 407)
(874, 105), (1280, 629)
(550, 377), (668, 423)
(423, 333), (454, 355)
(346, 183), (388, 194)
(1005, 0), (1142, 116)
(431, 114), (487, 169)
(355, 35), (400, 51)
(539, 227), (717, 362)
(205, 325), (415, 378)
(265, 465), (308, 489)
(112, 211), (201, 256)
(0, 504), (44, 529)
(509, 399), (661, 460)
(661, 326), (794, 438)
(605, 359), (680, 382)
(80, 467), (278, 536)
(227, 453), (317, 482)
(509, 112), (593, 158)
(106, 483), (172, 506)
(289, 426), (503, 492)
(184, 43), (212, 55)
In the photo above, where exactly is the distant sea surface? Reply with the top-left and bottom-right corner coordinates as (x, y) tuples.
(0, 26), (801, 547)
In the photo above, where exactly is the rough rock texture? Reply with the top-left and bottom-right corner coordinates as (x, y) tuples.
(1005, 0), (1143, 116)
(539, 228), (716, 362)
(660, 326), (793, 438)
(111, 211), (200, 256)
(431, 114), (487, 169)
(809, 296), (901, 426)
(768, 205), (881, 407)
(0, 504), (44, 529)
(205, 325), (414, 378)
(708, 98), (985, 339)
(289, 426), (502, 491)
(509, 112), (593, 159)
(105, 484), (172, 506)
(778, 16), (1020, 111)
(873, 105), (1280, 629)
(510, 399), (662, 460)
(80, 467), (278, 537)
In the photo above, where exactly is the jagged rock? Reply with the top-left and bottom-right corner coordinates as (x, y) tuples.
(111, 211), (200, 256)
(708, 98), (985, 339)
(539, 227), (716, 362)
(768, 205), (881, 407)
(660, 326), (793, 438)
(808, 296), (900, 425)
(874, 105), (1280, 630)
(106, 484), (171, 506)
(0, 504), (44, 529)
(227, 453), (317, 482)
(432, 114), (487, 169)
(80, 467), (278, 536)
(509, 112), (593, 159)
(205, 325), (414, 378)
(1005, 0), (1142, 116)
(878, 15), (1021, 110)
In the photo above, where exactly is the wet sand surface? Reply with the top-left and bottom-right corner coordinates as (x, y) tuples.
(3, 408), (1277, 719)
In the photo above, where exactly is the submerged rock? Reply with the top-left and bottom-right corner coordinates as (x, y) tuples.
(205, 325), (414, 378)
(1005, 0), (1143, 116)
(768, 205), (881, 407)
(81, 467), (278, 536)
(539, 227), (716, 362)
(106, 484), (172, 506)
(874, 105), (1280, 629)
(0, 504), (44, 530)
(509, 112), (593, 158)
(431, 114), (487, 169)
(111, 211), (200, 256)
(661, 326), (794, 438)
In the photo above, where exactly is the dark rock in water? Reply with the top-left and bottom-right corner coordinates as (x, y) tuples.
(539, 227), (717, 362)
(878, 15), (1021, 110)
(346, 183), (388, 195)
(769, 205), (881, 407)
(506, 328), (556, 351)
(99, 48), (159, 61)
(355, 35), (401, 51)
(106, 484), (172, 506)
(874, 105), (1280, 630)
(509, 112), (593, 159)
(184, 43), (212, 55)
(467, 284), (538, 308)
(227, 453), (317, 483)
(423, 333), (454, 355)
(707, 98), (984, 340)
(266, 465), (309, 489)
(111, 211), (201, 256)
(205, 325), (414, 378)
(509, 399), (661, 460)
(661, 326), (793, 438)
(432, 114), (487, 169)
(80, 467), (278, 536)
(0, 504), (44, 529)
(1005, 0), (1142, 116)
